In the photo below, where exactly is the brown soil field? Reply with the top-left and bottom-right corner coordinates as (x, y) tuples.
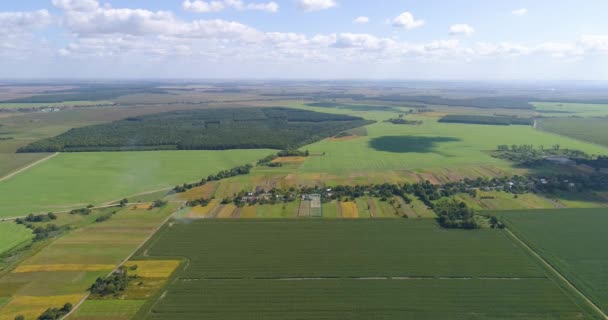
(272, 156), (308, 164)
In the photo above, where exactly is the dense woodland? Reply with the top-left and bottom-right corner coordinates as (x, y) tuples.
(19, 107), (373, 152)
(439, 115), (534, 126)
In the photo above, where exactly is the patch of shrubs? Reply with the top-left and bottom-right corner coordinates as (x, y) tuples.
(36, 303), (73, 320)
(89, 265), (137, 297)
(434, 198), (479, 229)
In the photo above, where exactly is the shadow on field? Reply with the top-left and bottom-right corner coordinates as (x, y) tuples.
(369, 136), (461, 153)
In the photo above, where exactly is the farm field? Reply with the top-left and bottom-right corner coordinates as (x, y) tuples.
(0, 101), (114, 110)
(296, 112), (608, 176)
(0, 149), (272, 218)
(532, 102), (608, 117)
(0, 223), (32, 257)
(136, 219), (597, 319)
(537, 117), (608, 147)
(0, 204), (178, 320)
(497, 208), (608, 315)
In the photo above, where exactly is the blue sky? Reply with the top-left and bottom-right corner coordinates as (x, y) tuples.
(1, 0), (607, 79)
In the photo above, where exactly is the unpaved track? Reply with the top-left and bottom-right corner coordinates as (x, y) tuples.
(61, 203), (183, 320)
(505, 228), (608, 320)
(0, 152), (58, 183)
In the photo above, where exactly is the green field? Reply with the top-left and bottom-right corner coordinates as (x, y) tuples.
(498, 208), (608, 315)
(298, 115), (608, 175)
(532, 102), (608, 117)
(537, 117), (608, 147)
(0, 204), (177, 320)
(0, 150), (272, 218)
(71, 300), (145, 320)
(0, 101), (114, 110)
(136, 219), (595, 319)
(0, 223), (32, 257)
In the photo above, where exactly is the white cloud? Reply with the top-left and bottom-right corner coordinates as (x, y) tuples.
(182, 0), (278, 13)
(297, 0), (337, 12)
(391, 12), (424, 30)
(353, 16), (369, 24)
(512, 8), (528, 16)
(449, 24), (474, 36)
(579, 35), (608, 52)
(246, 2), (279, 12)
(0, 10), (52, 34)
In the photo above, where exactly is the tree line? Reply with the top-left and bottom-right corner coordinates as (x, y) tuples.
(18, 107), (373, 153)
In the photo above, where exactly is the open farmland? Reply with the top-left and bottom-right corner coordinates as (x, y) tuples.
(0, 204), (177, 320)
(0, 223), (32, 257)
(0, 150), (271, 218)
(296, 111), (608, 176)
(0, 101), (114, 110)
(537, 117), (608, 147)
(532, 102), (608, 117)
(136, 219), (596, 319)
(497, 208), (608, 315)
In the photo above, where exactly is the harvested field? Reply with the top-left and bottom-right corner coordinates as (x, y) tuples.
(185, 199), (219, 218)
(124, 260), (181, 278)
(130, 203), (152, 210)
(339, 201), (358, 218)
(12, 264), (115, 273)
(216, 204), (237, 219)
(271, 156), (307, 164)
(0, 294), (84, 320)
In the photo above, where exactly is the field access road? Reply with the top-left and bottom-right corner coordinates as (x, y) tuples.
(0, 152), (58, 183)
(505, 228), (608, 320)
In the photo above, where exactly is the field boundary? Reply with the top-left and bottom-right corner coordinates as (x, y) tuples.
(535, 123), (608, 150)
(0, 152), (58, 183)
(504, 227), (608, 320)
(60, 203), (184, 320)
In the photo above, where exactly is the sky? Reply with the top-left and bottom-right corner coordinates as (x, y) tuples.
(1, 0), (608, 80)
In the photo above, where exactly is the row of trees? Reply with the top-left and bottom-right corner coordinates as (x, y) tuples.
(173, 164), (253, 193)
(439, 115), (533, 126)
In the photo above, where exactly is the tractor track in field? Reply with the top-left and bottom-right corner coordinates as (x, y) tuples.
(60, 203), (184, 320)
(0, 152), (58, 183)
(505, 228), (608, 320)
(176, 275), (543, 281)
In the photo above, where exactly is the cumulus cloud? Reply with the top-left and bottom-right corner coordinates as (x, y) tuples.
(183, 0), (279, 13)
(391, 12), (424, 30)
(579, 35), (608, 52)
(353, 16), (369, 24)
(0, 10), (52, 34)
(297, 0), (337, 12)
(512, 8), (528, 16)
(449, 24), (474, 36)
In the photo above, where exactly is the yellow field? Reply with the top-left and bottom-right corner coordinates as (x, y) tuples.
(124, 260), (181, 278)
(186, 199), (219, 218)
(240, 205), (257, 218)
(13, 264), (115, 273)
(130, 203), (152, 210)
(340, 201), (359, 218)
(0, 294), (84, 320)
(176, 182), (218, 201)
(216, 204), (237, 218)
(271, 156), (307, 164)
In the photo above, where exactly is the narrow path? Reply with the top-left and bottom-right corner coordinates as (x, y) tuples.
(505, 228), (608, 320)
(0, 152), (58, 183)
(61, 203), (183, 320)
